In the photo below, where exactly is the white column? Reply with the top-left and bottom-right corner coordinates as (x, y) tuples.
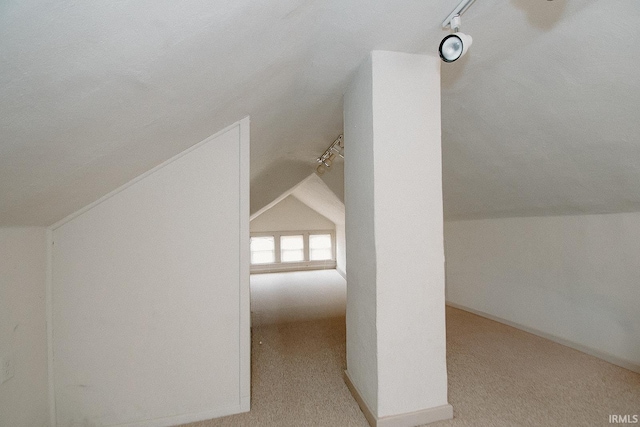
(344, 51), (452, 426)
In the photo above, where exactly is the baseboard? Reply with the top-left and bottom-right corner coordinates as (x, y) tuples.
(344, 371), (377, 426)
(344, 371), (453, 427)
(376, 405), (454, 427)
(113, 403), (249, 427)
(446, 301), (640, 375)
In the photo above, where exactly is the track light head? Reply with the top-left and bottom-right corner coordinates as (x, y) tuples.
(439, 1), (476, 63)
(439, 32), (472, 63)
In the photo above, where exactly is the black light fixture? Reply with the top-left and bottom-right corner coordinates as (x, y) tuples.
(439, 0), (476, 63)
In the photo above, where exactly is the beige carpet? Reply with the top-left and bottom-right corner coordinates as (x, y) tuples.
(182, 307), (640, 427)
(182, 317), (368, 427)
(436, 308), (640, 426)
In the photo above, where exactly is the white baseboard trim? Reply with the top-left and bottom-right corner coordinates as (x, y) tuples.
(344, 371), (453, 427)
(446, 302), (640, 375)
(344, 371), (376, 426)
(376, 405), (454, 427)
(113, 403), (249, 427)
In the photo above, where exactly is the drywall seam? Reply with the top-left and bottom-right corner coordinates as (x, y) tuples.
(446, 302), (640, 374)
(46, 228), (56, 427)
(238, 116), (251, 407)
(49, 118), (249, 231)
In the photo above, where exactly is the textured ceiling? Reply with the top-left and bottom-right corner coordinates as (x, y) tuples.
(442, 0), (640, 219)
(1, 0), (638, 226)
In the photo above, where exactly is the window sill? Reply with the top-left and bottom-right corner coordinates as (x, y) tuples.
(250, 260), (337, 274)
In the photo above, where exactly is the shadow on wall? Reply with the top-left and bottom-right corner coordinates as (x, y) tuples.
(510, 0), (567, 30)
(440, 53), (471, 90)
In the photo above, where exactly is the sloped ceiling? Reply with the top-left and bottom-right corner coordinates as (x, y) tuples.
(442, 0), (640, 219)
(1, 0), (638, 226)
(250, 173), (344, 228)
(250, 172), (344, 224)
(292, 173), (345, 226)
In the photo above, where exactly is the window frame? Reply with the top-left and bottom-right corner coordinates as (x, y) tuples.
(308, 233), (334, 261)
(249, 235), (276, 265)
(250, 229), (336, 274)
(279, 234), (305, 263)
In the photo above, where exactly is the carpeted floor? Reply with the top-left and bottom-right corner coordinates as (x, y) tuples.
(183, 316), (367, 427)
(436, 308), (640, 426)
(250, 270), (346, 326)
(183, 307), (640, 427)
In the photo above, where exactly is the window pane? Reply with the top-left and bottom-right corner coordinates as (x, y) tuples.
(251, 250), (275, 264)
(310, 248), (332, 261)
(280, 235), (303, 250)
(309, 234), (331, 249)
(251, 236), (275, 251)
(309, 234), (332, 261)
(250, 236), (275, 264)
(281, 235), (304, 262)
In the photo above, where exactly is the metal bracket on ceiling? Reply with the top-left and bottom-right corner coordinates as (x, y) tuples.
(316, 135), (344, 175)
(442, 0), (477, 29)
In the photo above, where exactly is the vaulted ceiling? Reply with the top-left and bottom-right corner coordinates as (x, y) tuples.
(1, 0), (638, 226)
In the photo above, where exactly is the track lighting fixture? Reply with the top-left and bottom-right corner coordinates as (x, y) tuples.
(439, 0), (476, 63)
(316, 135), (343, 175)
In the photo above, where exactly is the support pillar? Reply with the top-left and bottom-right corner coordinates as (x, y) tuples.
(343, 51), (452, 427)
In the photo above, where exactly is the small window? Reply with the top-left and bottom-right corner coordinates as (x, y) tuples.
(250, 236), (275, 264)
(280, 235), (304, 262)
(249, 230), (336, 273)
(309, 233), (332, 261)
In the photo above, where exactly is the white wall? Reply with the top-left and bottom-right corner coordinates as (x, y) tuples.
(319, 161), (344, 203)
(250, 195), (334, 233)
(50, 119), (250, 426)
(445, 212), (640, 372)
(335, 223), (346, 277)
(0, 228), (49, 427)
(344, 51), (450, 422)
(344, 51), (379, 414)
(369, 51), (448, 418)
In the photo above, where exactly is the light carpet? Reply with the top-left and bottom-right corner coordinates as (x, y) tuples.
(250, 270), (346, 326)
(182, 307), (640, 427)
